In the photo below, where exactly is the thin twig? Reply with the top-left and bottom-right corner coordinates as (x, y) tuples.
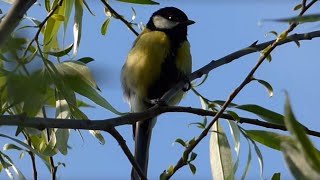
(107, 127), (147, 180)
(22, 132), (37, 180)
(161, 1), (318, 178)
(100, 0), (139, 36)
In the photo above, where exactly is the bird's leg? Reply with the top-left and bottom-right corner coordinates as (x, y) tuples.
(144, 98), (168, 106)
(182, 75), (191, 92)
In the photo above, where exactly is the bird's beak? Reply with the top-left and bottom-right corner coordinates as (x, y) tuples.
(181, 19), (195, 26)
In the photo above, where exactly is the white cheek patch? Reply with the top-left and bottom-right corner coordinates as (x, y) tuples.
(152, 15), (179, 29)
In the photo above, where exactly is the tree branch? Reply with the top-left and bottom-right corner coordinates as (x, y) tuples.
(107, 127), (147, 180)
(0, 0), (36, 48)
(1, 106), (319, 137)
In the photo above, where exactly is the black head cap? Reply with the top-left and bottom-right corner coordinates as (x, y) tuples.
(147, 7), (195, 31)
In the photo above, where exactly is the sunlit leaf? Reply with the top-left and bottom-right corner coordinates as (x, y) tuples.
(51, 14), (65, 21)
(175, 138), (186, 147)
(89, 130), (105, 145)
(3, 144), (24, 151)
(241, 138), (252, 180)
(74, 0), (84, 55)
(210, 121), (235, 180)
(41, 131), (58, 156)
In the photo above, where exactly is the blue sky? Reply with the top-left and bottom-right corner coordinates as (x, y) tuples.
(1, 0), (320, 179)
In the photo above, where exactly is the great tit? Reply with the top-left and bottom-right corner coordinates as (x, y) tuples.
(121, 7), (194, 179)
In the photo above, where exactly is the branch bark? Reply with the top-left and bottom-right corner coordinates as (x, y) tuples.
(0, 0), (36, 48)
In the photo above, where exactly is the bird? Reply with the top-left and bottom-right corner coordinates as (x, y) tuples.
(121, 7), (194, 179)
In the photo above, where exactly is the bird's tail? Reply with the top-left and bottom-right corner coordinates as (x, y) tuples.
(131, 117), (155, 180)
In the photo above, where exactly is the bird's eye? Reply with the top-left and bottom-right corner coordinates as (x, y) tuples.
(168, 16), (172, 20)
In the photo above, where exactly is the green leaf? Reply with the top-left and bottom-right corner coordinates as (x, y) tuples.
(246, 130), (294, 151)
(56, 61), (98, 89)
(101, 18), (111, 36)
(63, 0), (75, 35)
(241, 138), (252, 180)
(271, 172), (281, 180)
(190, 152), (197, 161)
(41, 131), (58, 156)
(45, 43), (73, 57)
(74, 0), (84, 55)
(273, 14), (320, 23)
(43, 0), (65, 52)
(293, 4), (302, 11)
(168, 165), (174, 174)
(55, 129), (70, 155)
(265, 30), (278, 37)
(236, 104), (284, 125)
(51, 14), (65, 21)
(175, 138), (186, 147)
(77, 57), (94, 64)
(227, 121), (241, 173)
(189, 163), (196, 175)
(253, 78), (274, 97)
(252, 140), (264, 179)
(3, 144), (24, 151)
(83, 0), (95, 16)
(0, 133), (51, 169)
(210, 121), (235, 180)
(284, 95), (320, 171)
(89, 130), (105, 145)
(116, 0), (159, 5)
(226, 110), (240, 121)
(281, 142), (320, 179)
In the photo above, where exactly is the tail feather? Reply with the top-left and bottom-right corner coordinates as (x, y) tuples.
(131, 118), (155, 180)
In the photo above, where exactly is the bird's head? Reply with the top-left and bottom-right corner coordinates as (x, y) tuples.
(147, 7), (195, 32)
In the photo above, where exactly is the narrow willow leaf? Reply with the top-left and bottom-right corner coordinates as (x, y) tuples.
(253, 78), (274, 97)
(226, 110), (240, 121)
(1, 152), (26, 180)
(77, 57), (94, 64)
(0, 134), (51, 169)
(74, 0), (84, 55)
(265, 30), (278, 37)
(175, 138), (186, 147)
(210, 121), (235, 180)
(89, 130), (105, 145)
(131, 7), (136, 21)
(189, 163), (196, 175)
(41, 131), (58, 157)
(63, 0), (75, 34)
(284, 95), (320, 171)
(252, 140), (264, 179)
(271, 172), (281, 180)
(281, 142), (320, 179)
(56, 61), (98, 90)
(3, 144), (24, 151)
(83, 0), (95, 16)
(101, 18), (111, 35)
(227, 121), (241, 173)
(43, 0), (65, 52)
(246, 130), (294, 151)
(55, 129), (70, 155)
(241, 138), (252, 180)
(45, 43), (73, 57)
(293, 4), (302, 11)
(236, 104), (284, 125)
(116, 0), (159, 5)
(193, 73), (208, 87)
(272, 14), (320, 23)
(190, 152), (197, 161)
